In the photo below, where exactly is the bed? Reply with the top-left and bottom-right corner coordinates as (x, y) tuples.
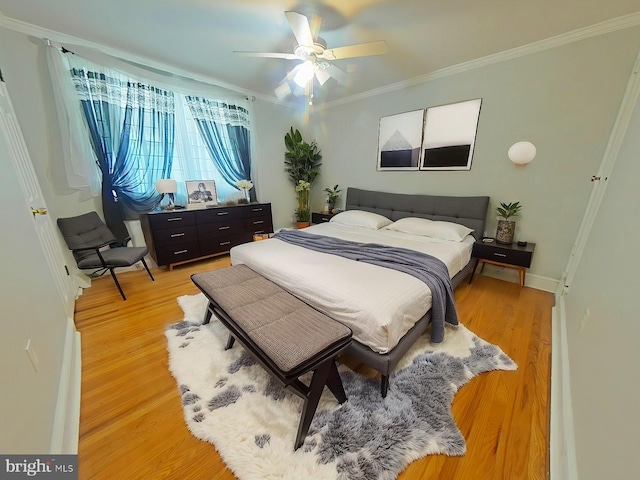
(230, 188), (489, 396)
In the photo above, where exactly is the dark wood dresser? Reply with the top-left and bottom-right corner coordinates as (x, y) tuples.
(140, 203), (273, 269)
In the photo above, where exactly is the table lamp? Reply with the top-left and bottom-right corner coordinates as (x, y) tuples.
(155, 179), (177, 210)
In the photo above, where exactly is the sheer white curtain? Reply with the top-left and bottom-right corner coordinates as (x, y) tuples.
(45, 41), (101, 195)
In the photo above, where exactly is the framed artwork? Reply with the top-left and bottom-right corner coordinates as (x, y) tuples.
(377, 109), (425, 170)
(420, 98), (482, 171)
(186, 180), (217, 208)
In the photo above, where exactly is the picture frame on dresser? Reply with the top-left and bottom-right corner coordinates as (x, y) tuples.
(186, 180), (217, 208)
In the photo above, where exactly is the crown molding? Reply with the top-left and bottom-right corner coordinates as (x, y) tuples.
(325, 11), (640, 109)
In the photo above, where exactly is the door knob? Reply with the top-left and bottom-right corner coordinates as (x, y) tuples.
(31, 207), (48, 216)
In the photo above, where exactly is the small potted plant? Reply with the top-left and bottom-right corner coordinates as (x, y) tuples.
(496, 201), (522, 244)
(323, 184), (342, 212)
(295, 180), (311, 228)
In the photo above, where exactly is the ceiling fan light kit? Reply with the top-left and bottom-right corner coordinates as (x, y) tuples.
(233, 11), (388, 99)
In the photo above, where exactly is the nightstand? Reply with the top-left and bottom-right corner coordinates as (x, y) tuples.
(469, 239), (535, 287)
(311, 212), (336, 224)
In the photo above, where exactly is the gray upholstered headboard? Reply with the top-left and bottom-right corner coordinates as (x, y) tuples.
(345, 188), (490, 241)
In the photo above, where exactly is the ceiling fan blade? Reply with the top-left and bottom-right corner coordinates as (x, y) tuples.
(324, 64), (351, 87)
(315, 67), (331, 86)
(274, 81), (292, 100)
(284, 11), (314, 47)
(321, 40), (388, 60)
(233, 51), (298, 60)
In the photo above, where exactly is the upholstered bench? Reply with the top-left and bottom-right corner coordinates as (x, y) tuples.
(191, 264), (352, 450)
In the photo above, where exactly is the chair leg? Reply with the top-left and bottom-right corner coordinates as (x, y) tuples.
(140, 257), (155, 281)
(109, 268), (127, 301)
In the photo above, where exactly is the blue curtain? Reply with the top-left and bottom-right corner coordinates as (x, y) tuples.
(69, 65), (175, 243)
(185, 97), (253, 199)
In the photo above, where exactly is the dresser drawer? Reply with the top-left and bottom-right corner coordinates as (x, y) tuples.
(196, 207), (243, 224)
(198, 220), (246, 240)
(244, 215), (273, 234)
(153, 226), (198, 247)
(244, 203), (272, 218)
(147, 211), (196, 230)
(199, 234), (247, 256)
(155, 243), (200, 266)
(472, 242), (534, 268)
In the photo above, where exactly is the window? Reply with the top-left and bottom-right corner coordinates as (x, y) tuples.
(65, 52), (251, 209)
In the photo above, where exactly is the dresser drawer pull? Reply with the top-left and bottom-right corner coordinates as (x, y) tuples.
(219, 241), (231, 246)
(253, 220), (264, 224)
(252, 208), (263, 212)
(493, 253), (507, 257)
(174, 249), (188, 255)
(255, 230), (264, 234)
(217, 211), (229, 216)
(321, 218), (329, 222)
(218, 226), (230, 230)
(167, 217), (183, 222)
(170, 233), (185, 237)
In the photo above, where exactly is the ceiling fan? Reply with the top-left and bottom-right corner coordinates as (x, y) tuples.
(233, 11), (388, 99)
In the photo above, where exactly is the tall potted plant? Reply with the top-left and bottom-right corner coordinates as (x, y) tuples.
(496, 201), (522, 244)
(295, 180), (311, 228)
(284, 127), (322, 226)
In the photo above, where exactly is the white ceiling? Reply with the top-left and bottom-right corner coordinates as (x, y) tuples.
(1, 0), (640, 106)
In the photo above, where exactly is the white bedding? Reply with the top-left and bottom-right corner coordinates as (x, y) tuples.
(229, 223), (474, 354)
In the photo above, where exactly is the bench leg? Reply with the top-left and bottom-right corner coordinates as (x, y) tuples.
(225, 334), (235, 350)
(295, 361), (332, 450)
(326, 361), (347, 404)
(203, 302), (213, 325)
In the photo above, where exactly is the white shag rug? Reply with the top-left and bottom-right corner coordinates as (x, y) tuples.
(166, 293), (516, 480)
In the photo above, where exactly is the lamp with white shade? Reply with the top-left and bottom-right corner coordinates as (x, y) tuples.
(155, 179), (177, 209)
(508, 141), (536, 165)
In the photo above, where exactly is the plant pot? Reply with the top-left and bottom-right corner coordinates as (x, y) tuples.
(296, 221), (310, 229)
(496, 219), (516, 244)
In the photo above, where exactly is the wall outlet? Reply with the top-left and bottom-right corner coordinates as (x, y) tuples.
(25, 339), (39, 372)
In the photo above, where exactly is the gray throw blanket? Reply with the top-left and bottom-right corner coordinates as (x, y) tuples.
(273, 229), (458, 343)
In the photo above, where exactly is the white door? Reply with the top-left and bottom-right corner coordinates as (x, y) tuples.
(0, 79), (75, 452)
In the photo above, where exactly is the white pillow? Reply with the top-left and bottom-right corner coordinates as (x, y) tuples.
(329, 210), (393, 230)
(384, 217), (473, 242)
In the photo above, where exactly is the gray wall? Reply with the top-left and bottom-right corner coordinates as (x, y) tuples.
(304, 26), (640, 283)
(563, 83), (640, 479)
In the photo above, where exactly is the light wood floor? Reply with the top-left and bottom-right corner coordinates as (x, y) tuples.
(74, 256), (553, 480)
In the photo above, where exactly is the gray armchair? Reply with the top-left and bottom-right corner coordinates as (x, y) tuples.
(57, 212), (154, 300)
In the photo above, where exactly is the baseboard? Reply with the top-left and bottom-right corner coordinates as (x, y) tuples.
(550, 296), (578, 479)
(479, 266), (558, 292)
(50, 317), (82, 454)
